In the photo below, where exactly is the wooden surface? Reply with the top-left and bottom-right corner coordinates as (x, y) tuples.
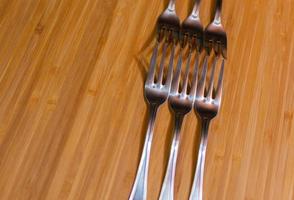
(0, 0), (293, 199)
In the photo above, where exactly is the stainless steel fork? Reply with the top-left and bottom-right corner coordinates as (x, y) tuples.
(129, 1), (180, 200)
(189, 0), (227, 199)
(159, 1), (203, 199)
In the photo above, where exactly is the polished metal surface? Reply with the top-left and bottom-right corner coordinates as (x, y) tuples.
(129, 1), (180, 200)
(203, 0), (227, 58)
(159, 1), (203, 199)
(189, 0), (227, 199)
(181, 0), (203, 51)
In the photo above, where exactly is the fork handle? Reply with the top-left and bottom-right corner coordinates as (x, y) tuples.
(189, 119), (210, 200)
(129, 105), (158, 200)
(159, 114), (184, 200)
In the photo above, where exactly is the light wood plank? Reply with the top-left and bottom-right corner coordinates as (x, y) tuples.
(0, 0), (293, 199)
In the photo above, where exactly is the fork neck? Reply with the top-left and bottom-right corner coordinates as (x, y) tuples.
(213, 0), (222, 24)
(149, 103), (159, 115)
(191, 0), (201, 17)
(174, 113), (184, 134)
(167, 0), (176, 11)
(200, 118), (211, 137)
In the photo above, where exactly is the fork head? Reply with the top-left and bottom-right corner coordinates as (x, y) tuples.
(144, 42), (173, 106)
(181, 0), (203, 51)
(168, 51), (199, 115)
(204, 0), (227, 58)
(194, 57), (224, 120)
(204, 22), (227, 58)
(144, 1), (180, 106)
(157, 1), (181, 43)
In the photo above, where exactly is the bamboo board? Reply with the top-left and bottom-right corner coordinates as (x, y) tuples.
(0, 0), (293, 199)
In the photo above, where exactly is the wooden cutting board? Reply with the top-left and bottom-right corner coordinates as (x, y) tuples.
(0, 0), (293, 199)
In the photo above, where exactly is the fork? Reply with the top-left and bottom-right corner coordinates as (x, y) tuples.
(129, 1), (180, 200)
(158, 1), (203, 199)
(189, 0), (227, 199)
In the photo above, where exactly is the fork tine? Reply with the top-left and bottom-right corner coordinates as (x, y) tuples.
(171, 50), (183, 93)
(157, 42), (168, 84)
(215, 58), (224, 102)
(165, 43), (176, 88)
(146, 42), (160, 85)
(196, 55), (208, 97)
(189, 53), (199, 97)
(181, 49), (192, 95)
(207, 56), (217, 99)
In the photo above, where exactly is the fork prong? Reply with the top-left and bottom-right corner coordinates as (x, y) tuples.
(157, 42), (168, 84)
(146, 42), (160, 85)
(181, 49), (192, 95)
(189, 53), (199, 97)
(171, 50), (183, 93)
(165, 43), (176, 88)
(215, 58), (224, 102)
(196, 56), (208, 97)
(207, 56), (217, 99)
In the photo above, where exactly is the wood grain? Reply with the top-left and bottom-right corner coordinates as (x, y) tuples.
(0, 0), (293, 199)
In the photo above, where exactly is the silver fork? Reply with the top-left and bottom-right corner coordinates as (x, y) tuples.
(189, 0), (227, 199)
(159, 1), (203, 199)
(129, 1), (180, 200)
